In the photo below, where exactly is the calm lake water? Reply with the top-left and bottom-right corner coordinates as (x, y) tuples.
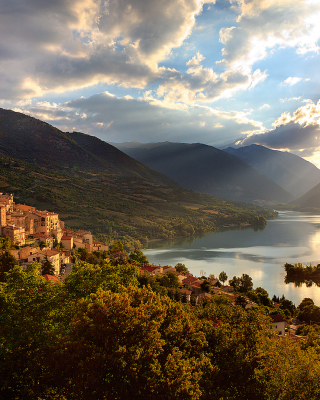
(145, 211), (320, 306)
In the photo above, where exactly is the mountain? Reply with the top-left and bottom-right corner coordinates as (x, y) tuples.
(224, 144), (320, 198)
(0, 108), (175, 186)
(0, 109), (276, 246)
(290, 182), (320, 210)
(115, 142), (293, 204)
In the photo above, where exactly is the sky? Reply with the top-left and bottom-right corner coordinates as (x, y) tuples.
(1, 0), (320, 165)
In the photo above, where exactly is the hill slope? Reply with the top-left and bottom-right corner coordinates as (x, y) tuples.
(0, 109), (276, 246)
(115, 142), (293, 204)
(0, 108), (175, 186)
(290, 182), (320, 210)
(224, 144), (320, 197)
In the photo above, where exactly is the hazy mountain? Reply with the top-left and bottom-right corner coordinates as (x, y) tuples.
(290, 182), (320, 209)
(224, 144), (320, 197)
(115, 142), (293, 204)
(0, 108), (175, 186)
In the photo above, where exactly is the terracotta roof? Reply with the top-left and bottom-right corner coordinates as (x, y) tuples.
(42, 274), (59, 283)
(141, 266), (158, 272)
(180, 288), (192, 295)
(182, 276), (199, 285)
(61, 235), (72, 240)
(270, 314), (286, 323)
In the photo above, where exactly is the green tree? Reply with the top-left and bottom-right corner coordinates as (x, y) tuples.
(44, 286), (211, 400)
(229, 274), (253, 293)
(129, 248), (149, 265)
(110, 241), (125, 253)
(175, 263), (189, 275)
(0, 250), (17, 282)
(200, 279), (211, 293)
(158, 272), (180, 289)
(65, 261), (139, 298)
(218, 271), (228, 285)
(41, 255), (55, 276)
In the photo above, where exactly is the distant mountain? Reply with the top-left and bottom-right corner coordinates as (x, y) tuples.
(0, 108), (175, 186)
(224, 144), (320, 198)
(115, 142), (293, 204)
(0, 109), (276, 245)
(290, 182), (320, 209)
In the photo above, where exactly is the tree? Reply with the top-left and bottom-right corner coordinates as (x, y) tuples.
(200, 279), (211, 293)
(110, 241), (125, 253)
(0, 250), (17, 282)
(158, 272), (180, 289)
(219, 271), (228, 285)
(77, 247), (89, 261)
(129, 248), (148, 265)
(175, 263), (189, 275)
(41, 255), (55, 276)
(229, 274), (253, 293)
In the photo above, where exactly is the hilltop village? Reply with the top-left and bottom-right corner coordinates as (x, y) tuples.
(0, 193), (108, 276)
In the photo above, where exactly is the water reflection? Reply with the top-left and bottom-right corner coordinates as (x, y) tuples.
(145, 211), (320, 305)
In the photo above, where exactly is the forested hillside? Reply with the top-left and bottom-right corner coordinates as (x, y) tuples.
(0, 109), (276, 246)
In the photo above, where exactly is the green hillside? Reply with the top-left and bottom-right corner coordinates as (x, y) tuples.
(0, 109), (276, 246)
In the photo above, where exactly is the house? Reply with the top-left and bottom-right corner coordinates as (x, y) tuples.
(92, 241), (109, 252)
(0, 193), (14, 212)
(27, 210), (63, 242)
(61, 235), (74, 250)
(26, 250), (60, 276)
(2, 225), (25, 245)
(140, 264), (163, 276)
(180, 288), (192, 302)
(197, 292), (212, 304)
(162, 265), (176, 274)
(32, 233), (54, 249)
(270, 314), (286, 336)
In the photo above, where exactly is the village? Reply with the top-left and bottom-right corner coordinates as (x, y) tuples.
(0, 193), (291, 337)
(0, 193), (108, 276)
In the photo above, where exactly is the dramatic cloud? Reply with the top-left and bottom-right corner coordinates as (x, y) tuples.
(218, 0), (320, 72)
(13, 92), (265, 147)
(238, 99), (320, 157)
(0, 0), (214, 99)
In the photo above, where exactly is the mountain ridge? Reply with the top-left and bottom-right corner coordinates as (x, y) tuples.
(224, 144), (320, 197)
(115, 141), (293, 204)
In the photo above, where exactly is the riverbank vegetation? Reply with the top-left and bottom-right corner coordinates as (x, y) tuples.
(2, 252), (320, 399)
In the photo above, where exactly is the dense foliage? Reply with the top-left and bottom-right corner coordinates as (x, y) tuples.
(1, 260), (320, 399)
(0, 155), (276, 248)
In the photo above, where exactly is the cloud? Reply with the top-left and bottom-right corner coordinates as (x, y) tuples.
(151, 55), (267, 104)
(0, 0), (215, 99)
(238, 99), (320, 157)
(259, 103), (270, 109)
(218, 0), (320, 73)
(12, 92), (266, 148)
(282, 77), (302, 86)
(280, 97), (302, 102)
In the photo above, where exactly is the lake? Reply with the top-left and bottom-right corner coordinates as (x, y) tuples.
(145, 211), (320, 306)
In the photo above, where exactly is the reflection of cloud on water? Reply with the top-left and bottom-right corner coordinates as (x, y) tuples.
(146, 245), (312, 264)
(275, 211), (320, 224)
